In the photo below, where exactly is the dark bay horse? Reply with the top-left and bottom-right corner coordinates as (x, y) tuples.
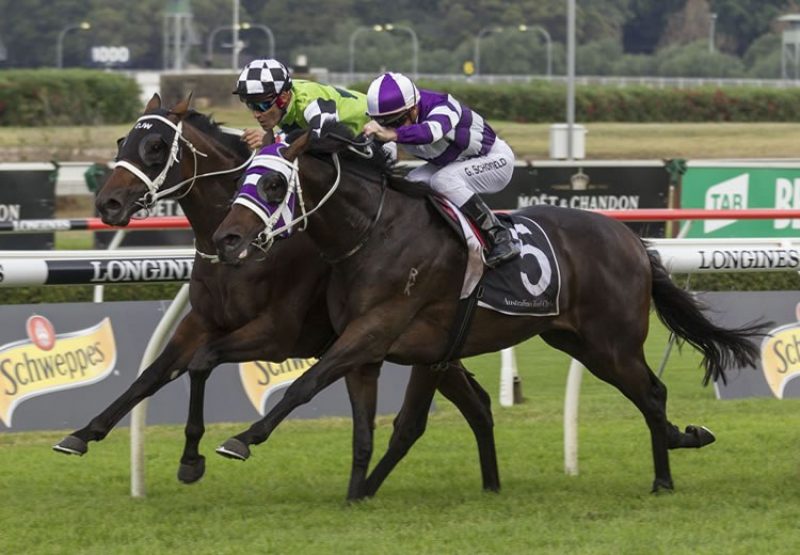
(212, 122), (764, 493)
(52, 95), (499, 500)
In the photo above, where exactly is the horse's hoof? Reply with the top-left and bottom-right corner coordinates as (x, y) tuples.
(216, 438), (250, 461)
(52, 435), (87, 456)
(650, 478), (675, 494)
(686, 425), (715, 448)
(178, 456), (206, 484)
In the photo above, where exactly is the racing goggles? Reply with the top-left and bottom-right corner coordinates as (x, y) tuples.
(242, 96), (278, 113)
(373, 110), (410, 128)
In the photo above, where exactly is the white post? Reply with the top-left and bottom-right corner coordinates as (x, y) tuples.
(130, 283), (191, 497)
(564, 358), (584, 475)
(499, 347), (517, 407)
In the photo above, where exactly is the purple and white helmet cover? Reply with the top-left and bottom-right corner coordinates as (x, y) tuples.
(366, 72), (419, 117)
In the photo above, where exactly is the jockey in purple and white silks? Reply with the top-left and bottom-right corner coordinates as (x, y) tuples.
(363, 72), (519, 268)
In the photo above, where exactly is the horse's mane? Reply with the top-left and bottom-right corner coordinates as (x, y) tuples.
(295, 121), (431, 198)
(184, 110), (252, 161)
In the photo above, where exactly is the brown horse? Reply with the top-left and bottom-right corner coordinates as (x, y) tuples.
(212, 121), (764, 493)
(52, 96), (499, 500)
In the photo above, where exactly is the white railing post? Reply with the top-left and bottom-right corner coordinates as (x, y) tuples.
(563, 358), (584, 475)
(499, 347), (518, 407)
(130, 282), (191, 497)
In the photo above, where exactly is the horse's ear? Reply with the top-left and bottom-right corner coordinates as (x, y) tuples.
(284, 129), (312, 161)
(144, 93), (161, 113)
(171, 92), (194, 118)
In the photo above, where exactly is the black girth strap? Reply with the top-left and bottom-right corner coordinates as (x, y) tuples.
(434, 276), (485, 369)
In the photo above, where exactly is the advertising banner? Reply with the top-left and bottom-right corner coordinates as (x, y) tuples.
(697, 291), (800, 400)
(484, 161), (671, 237)
(0, 163), (56, 249)
(681, 162), (800, 237)
(0, 301), (416, 432)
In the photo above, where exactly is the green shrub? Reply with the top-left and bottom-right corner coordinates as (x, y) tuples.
(0, 69), (140, 126)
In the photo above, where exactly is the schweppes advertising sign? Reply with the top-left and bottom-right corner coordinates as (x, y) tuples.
(760, 318), (800, 399)
(239, 358), (316, 415)
(0, 315), (117, 427)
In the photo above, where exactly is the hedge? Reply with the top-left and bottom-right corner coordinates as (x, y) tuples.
(2, 283), (184, 305)
(350, 80), (800, 123)
(0, 69), (140, 126)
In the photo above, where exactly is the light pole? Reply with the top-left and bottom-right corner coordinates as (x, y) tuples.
(206, 25), (234, 66)
(379, 24), (418, 79)
(56, 21), (91, 69)
(522, 24), (553, 78)
(241, 23), (275, 59)
(232, 0), (240, 69)
(475, 24), (552, 77)
(474, 25), (503, 76)
(709, 13), (718, 53)
(348, 25), (374, 79)
(208, 23), (276, 67)
(349, 24), (419, 80)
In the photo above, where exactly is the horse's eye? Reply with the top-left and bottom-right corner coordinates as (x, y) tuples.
(257, 174), (287, 202)
(138, 133), (169, 166)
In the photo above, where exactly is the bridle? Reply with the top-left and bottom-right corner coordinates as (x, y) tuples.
(114, 113), (256, 213)
(233, 141), (385, 262)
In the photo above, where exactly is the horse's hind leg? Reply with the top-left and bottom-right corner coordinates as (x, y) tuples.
(364, 361), (499, 497)
(364, 365), (440, 497)
(541, 330), (675, 493)
(436, 361), (500, 493)
(343, 364), (380, 501)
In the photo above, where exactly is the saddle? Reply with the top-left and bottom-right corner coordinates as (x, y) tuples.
(429, 197), (561, 317)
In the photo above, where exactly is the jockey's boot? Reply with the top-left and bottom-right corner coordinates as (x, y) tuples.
(460, 194), (520, 268)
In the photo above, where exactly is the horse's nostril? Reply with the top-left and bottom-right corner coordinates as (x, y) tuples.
(98, 198), (122, 213)
(223, 234), (242, 248)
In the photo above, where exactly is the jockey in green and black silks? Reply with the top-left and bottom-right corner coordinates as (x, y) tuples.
(233, 58), (372, 149)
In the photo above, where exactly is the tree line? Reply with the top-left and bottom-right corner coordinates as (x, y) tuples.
(0, 0), (795, 78)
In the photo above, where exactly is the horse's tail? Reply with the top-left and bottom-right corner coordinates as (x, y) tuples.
(646, 248), (766, 385)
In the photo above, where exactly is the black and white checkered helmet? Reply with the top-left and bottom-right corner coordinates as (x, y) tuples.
(233, 59), (292, 97)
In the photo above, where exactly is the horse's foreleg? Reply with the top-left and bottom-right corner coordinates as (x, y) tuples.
(187, 313), (294, 373)
(53, 312), (208, 457)
(436, 362), (500, 493)
(216, 316), (395, 461)
(344, 364), (380, 501)
(180, 315), (301, 482)
(178, 368), (211, 484)
(364, 365), (440, 497)
(215, 357), (358, 460)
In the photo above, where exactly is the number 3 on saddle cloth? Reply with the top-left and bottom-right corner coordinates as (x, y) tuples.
(431, 197), (562, 317)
